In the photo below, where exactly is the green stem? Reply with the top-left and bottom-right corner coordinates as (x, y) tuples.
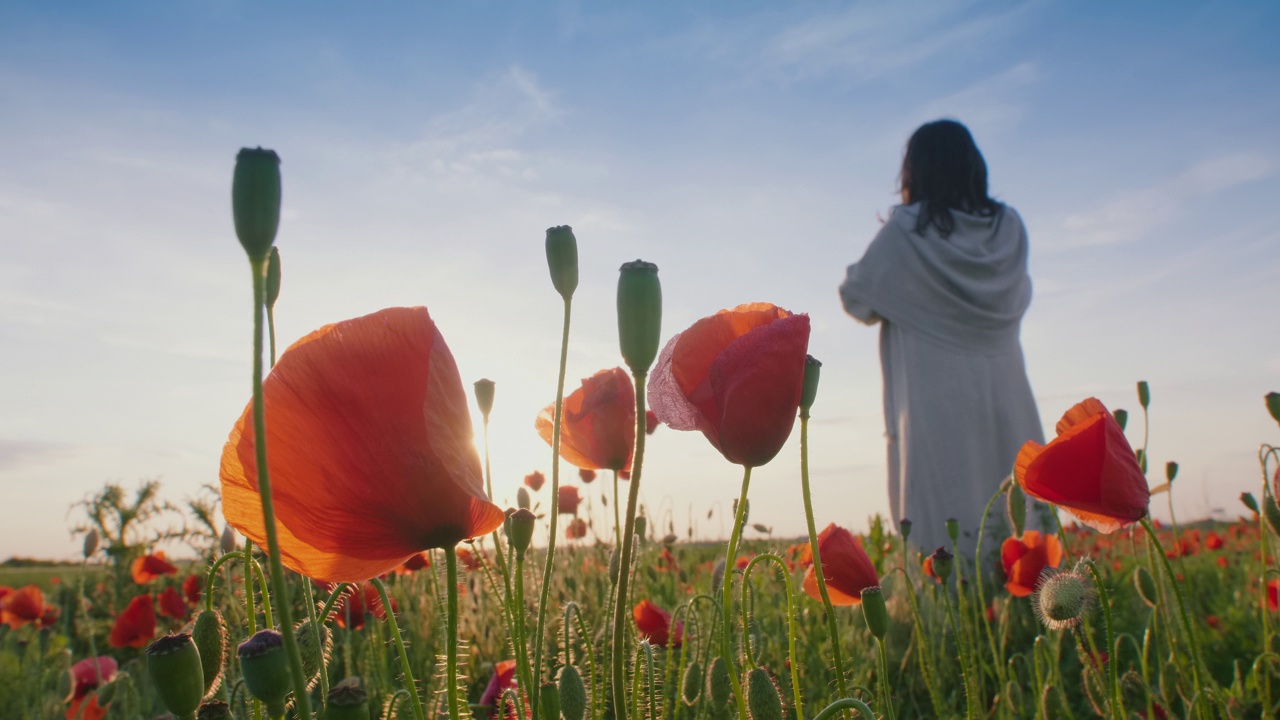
(973, 479), (1012, 715)
(942, 584), (980, 720)
(741, 554), (804, 719)
(888, 568), (946, 717)
(720, 465), (753, 720)
(443, 547), (464, 720)
(1141, 516), (1208, 715)
(301, 580), (329, 705)
(371, 578), (426, 720)
(317, 582), (349, 624)
(798, 413), (851, 701)
(244, 539), (257, 633)
(811, 698), (878, 720)
(610, 371), (650, 720)
(1083, 561), (1123, 720)
(205, 551), (241, 614)
(613, 471), (623, 549)
(876, 637), (896, 720)
(247, 257), (312, 719)
(512, 554), (536, 716)
(248, 556), (273, 628)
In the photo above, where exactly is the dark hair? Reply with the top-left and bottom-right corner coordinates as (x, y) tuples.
(899, 119), (1000, 237)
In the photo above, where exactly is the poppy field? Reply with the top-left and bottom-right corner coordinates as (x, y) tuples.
(4, 149), (1280, 720)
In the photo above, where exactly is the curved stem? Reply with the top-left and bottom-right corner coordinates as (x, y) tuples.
(317, 582), (349, 625)
(720, 465), (753, 720)
(811, 698), (878, 720)
(610, 371), (650, 720)
(205, 551), (242, 614)
(741, 554), (803, 719)
(371, 578), (426, 720)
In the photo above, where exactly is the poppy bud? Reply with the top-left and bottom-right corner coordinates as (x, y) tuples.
(1242, 492), (1260, 513)
(1265, 495), (1280, 538)
(1267, 392), (1280, 426)
(325, 678), (369, 720)
(539, 681), (561, 720)
(745, 667), (783, 720)
(197, 701), (234, 720)
(237, 629), (290, 717)
(899, 518), (912, 540)
(231, 147), (282, 262)
(634, 515), (647, 543)
(546, 226), (579, 301)
(1033, 565), (1092, 631)
(1135, 448), (1147, 474)
(517, 487), (531, 510)
(617, 260), (662, 375)
(861, 586), (889, 640)
(711, 558), (726, 595)
(662, 533), (678, 545)
(945, 518), (959, 544)
(1006, 483), (1027, 537)
(558, 664), (587, 720)
(1137, 381), (1150, 410)
(609, 549), (621, 584)
(145, 633), (205, 717)
(265, 247), (282, 310)
(220, 525), (237, 555)
(83, 529), (99, 559)
(474, 379), (496, 421)
(1165, 462), (1178, 483)
(681, 661), (703, 705)
(1113, 409), (1129, 432)
(707, 656), (732, 706)
(295, 618), (331, 690)
(928, 547), (953, 581)
(1133, 567), (1159, 608)
(510, 509), (537, 559)
(191, 609), (227, 699)
(799, 355), (822, 418)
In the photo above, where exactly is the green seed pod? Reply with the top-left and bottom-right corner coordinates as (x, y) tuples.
(146, 633), (205, 718)
(295, 618), (332, 690)
(744, 667), (782, 720)
(945, 518), (959, 544)
(617, 260), (661, 375)
(928, 547), (953, 581)
(191, 609), (227, 699)
(539, 681), (561, 720)
(231, 147), (282, 262)
(1265, 495), (1280, 538)
(237, 629), (290, 718)
(860, 586), (889, 640)
(474, 379), (496, 421)
(546, 226), (579, 301)
(1006, 482), (1027, 537)
(1165, 461), (1178, 483)
(1137, 381), (1150, 410)
(197, 700), (234, 720)
(1112, 408), (1128, 432)
(1133, 567), (1159, 608)
(1242, 492), (1260, 513)
(708, 656), (732, 706)
(510, 508), (537, 559)
(634, 515), (647, 543)
(681, 661), (703, 705)
(265, 247), (282, 310)
(517, 487), (531, 510)
(558, 664), (587, 720)
(1266, 392), (1280, 426)
(898, 518), (912, 541)
(325, 678), (369, 720)
(799, 355), (821, 418)
(83, 529), (99, 559)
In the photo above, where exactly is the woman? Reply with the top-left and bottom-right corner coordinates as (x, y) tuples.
(839, 119), (1044, 555)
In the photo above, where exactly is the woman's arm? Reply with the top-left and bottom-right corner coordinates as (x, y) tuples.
(839, 268), (881, 325)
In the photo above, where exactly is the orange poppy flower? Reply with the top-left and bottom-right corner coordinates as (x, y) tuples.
(131, 551), (178, 585)
(182, 575), (203, 606)
(558, 485), (582, 516)
(1014, 398), (1150, 533)
(649, 303), (810, 467)
(565, 517), (588, 540)
(1, 584), (54, 628)
(109, 594), (156, 649)
(1000, 531), (1064, 597)
(393, 552), (432, 575)
(633, 600), (684, 648)
(921, 556), (941, 584)
(524, 471), (546, 492)
(802, 524), (879, 606)
(156, 586), (187, 621)
(220, 307), (505, 582)
(537, 367), (636, 472)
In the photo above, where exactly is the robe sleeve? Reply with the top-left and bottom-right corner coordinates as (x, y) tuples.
(839, 267), (881, 325)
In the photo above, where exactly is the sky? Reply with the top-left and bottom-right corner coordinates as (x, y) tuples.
(2, 1), (1278, 560)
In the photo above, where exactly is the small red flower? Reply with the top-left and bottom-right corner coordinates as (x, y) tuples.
(558, 486), (582, 516)
(131, 551), (179, 585)
(0, 585), (54, 628)
(1268, 578), (1280, 613)
(536, 367), (636, 472)
(1216, 556), (1229, 568)
(109, 594), (156, 649)
(524, 471), (546, 492)
(1205, 615), (1221, 629)
(456, 547), (480, 571)
(1205, 532), (1224, 550)
(394, 552), (432, 574)
(182, 575), (203, 607)
(802, 524), (880, 605)
(633, 600), (684, 648)
(157, 586), (187, 621)
(578, 469), (597, 484)
(565, 517), (588, 540)
(320, 582), (397, 630)
(67, 656), (116, 720)
(1000, 531), (1064, 597)
(480, 659), (520, 719)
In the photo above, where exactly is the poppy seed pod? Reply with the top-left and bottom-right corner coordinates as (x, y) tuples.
(929, 547), (954, 581)
(237, 630), (290, 717)
(1165, 461), (1178, 483)
(1112, 409), (1128, 431)
(558, 664), (587, 720)
(83, 529), (99, 559)
(861, 586), (889, 640)
(799, 355), (822, 418)
(197, 700), (234, 720)
(1242, 492), (1260, 514)
(945, 518), (960, 544)
(145, 633), (205, 717)
(617, 260), (662, 375)
(1006, 483), (1027, 536)
(1137, 381), (1150, 410)
(707, 656), (732, 706)
(745, 667), (783, 720)
(634, 515), (647, 542)
(899, 518), (912, 540)
(509, 508), (536, 558)
(191, 609), (227, 699)
(545, 225), (579, 300)
(517, 487), (531, 510)
(474, 379), (496, 421)
(1267, 392), (1280, 426)
(325, 678), (369, 720)
(265, 247), (282, 310)
(539, 681), (561, 720)
(231, 147), (282, 262)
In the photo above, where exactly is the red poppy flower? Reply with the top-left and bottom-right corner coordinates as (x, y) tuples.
(220, 307), (505, 582)
(802, 524), (879, 606)
(645, 410), (659, 435)
(480, 659), (520, 718)
(182, 575), (203, 606)
(787, 543), (813, 568)
(565, 517), (588, 540)
(394, 552), (432, 575)
(131, 552), (178, 584)
(524, 471), (546, 492)
(578, 469), (597, 484)
(618, 470), (631, 480)
(648, 303), (811, 467)
(320, 582), (397, 630)
(921, 556), (941, 584)
(456, 547), (480, 571)
(1205, 532), (1224, 551)
(1216, 556), (1229, 568)
(66, 695), (108, 720)
(68, 657), (117, 704)
(735, 553), (755, 571)
(537, 367), (636, 472)
(109, 594), (156, 649)
(633, 600), (684, 648)
(558, 486), (582, 516)
(1, 585), (54, 628)
(1000, 531), (1064, 597)
(157, 586), (187, 621)
(1268, 578), (1280, 613)
(1014, 398), (1150, 533)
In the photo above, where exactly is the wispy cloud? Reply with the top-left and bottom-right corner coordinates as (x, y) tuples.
(0, 439), (77, 473)
(909, 62), (1039, 137)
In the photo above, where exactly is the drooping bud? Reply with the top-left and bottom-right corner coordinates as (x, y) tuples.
(220, 525), (237, 555)
(1137, 381), (1150, 410)
(899, 518), (912, 541)
(1242, 492), (1260, 514)
(197, 701), (234, 720)
(265, 246), (282, 310)
(1165, 461), (1178, 483)
(860, 586), (889, 640)
(681, 661), (703, 705)
(325, 677), (369, 720)
(1006, 482), (1027, 536)
(799, 355), (822, 418)
(509, 509), (536, 559)
(1264, 495), (1280, 538)
(744, 667), (783, 720)
(546, 226), (579, 301)
(634, 515), (647, 543)
(1267, 392), (1280, 426)
(707, 656), (732, 706)
(231, 147), (282, 262)
(517, 487), (531, 510)
(474, 379), (496, 422)
(617, 260), (662, 375)
(83, 529), (100, 559)
(1113, 409), (1129, 432)
(946, 518), (960, 544)
(928, 547), (953, 582)
(145, 633), (205, 717)
(558, 664), (587, 720)
(237, 630), (290, 717)
(295, 618), (332, 690)
(191, 609), (227, 699)
(1133, 567), (1159, 608)
(539, 681), (561, 720)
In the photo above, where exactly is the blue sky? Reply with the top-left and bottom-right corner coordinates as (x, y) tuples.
(2, 1), (1278, 558)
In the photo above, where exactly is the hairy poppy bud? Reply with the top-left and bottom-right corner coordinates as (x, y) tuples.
(83, 529), (99, 559)
(1006, 483), (1027, 536)
(1165, 461), (1178, 483)
(558, 664), (587, 720)
(474, 379), (496, 421)
(295, 618), (331, 690)
(634, 515), (647, 543)
(539, 681), (561, 720)
(517, 487), (531, 510)
(265, 247), (282, 310)
(1267, 392), (1280, 426)
(231, 147), (282, 262)
(609, 548), (621, 584)
(710, 558), (726, 595)
(220, 525), (237, 555)
(509, 508), (536, 559)
(681, 661), (703, 705)
(546, 225), (579, 300)
(325, 678), (369, 720)
(1133, 567), (1159, 608)
(861, 586), (889, 640)
(707, 656), (732, 706)
(928, 547), (953, 581)
(1137, 381), (1150, 410)
(197, 701), (234, 720)
(1242, 492), (1260, 513)
(146, 633), (205, 717)
(745, 667), (783, 720)
(1113, 409), (1128, 432)
(799, 355), (822, 418)
(899, 518), (912, 540)
(191, 609), (227, 699)
(1034, 564), (1092, 631)
(237, 629), (289, 717)
(617, 260), (661, 375)
(946, 518), (960, 544)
